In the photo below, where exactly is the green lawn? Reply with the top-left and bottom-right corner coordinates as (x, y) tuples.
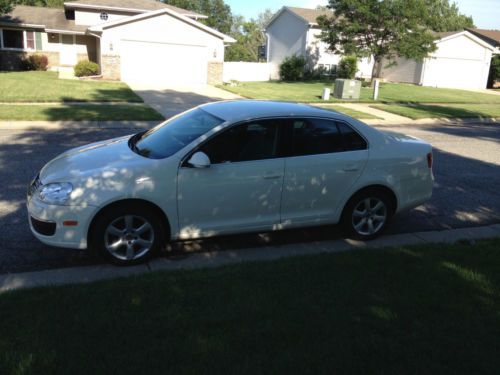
(221, 81), (500, 104)
(0, 71), (142, 103)
(372, 104), (500, 119)
(0, 104), (164, 121)
(315, 104), (382, 119)
(1, 239), (500, 374)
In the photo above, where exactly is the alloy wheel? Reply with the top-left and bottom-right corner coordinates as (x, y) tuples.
(104, 215), (155, 261)
(351, 198), (387, 236)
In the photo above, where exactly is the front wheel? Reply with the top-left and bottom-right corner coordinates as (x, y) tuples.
(90, 204), (163, 265)
(341, 190), (393, 240)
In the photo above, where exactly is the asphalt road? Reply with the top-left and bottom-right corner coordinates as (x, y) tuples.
(1, 121), (499, 274)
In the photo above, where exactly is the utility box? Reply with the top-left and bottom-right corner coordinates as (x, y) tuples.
(333, 79), (361, 99)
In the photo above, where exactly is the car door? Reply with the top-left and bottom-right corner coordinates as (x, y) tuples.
(280, 118), (369, 226)
(177, 119), (285, 238)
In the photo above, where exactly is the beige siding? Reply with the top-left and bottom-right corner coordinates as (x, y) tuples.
(380, 57), (423, 84)
(75, 9), (134, 26)
(266, 9), (308, 79)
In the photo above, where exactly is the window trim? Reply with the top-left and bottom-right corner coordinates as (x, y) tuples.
(180, 116), (369, 167)
(0, 27), (37, 51)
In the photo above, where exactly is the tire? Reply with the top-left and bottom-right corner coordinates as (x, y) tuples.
(341, 189), (394, 241)
(89, 203), (164, 265)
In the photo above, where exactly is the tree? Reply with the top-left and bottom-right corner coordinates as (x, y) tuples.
(162, 0), (232, 34)
(1, 0), (12, 15)
(424, 0), (474, 32)
(318, 0), (439, 79)
(225, 9), (273, 62)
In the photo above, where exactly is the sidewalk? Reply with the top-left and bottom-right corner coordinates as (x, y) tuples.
(1, 224), (499, 293)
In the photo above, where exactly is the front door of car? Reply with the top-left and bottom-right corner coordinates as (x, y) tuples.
(280, 118), (369, 226)
(177, 119), (285, 238)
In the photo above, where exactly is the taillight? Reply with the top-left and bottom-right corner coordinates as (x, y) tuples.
(427, 152), (433, 169)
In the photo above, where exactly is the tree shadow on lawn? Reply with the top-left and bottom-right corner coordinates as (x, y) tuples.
(1, 123), (498, 274)
(0, 239), (499, 374)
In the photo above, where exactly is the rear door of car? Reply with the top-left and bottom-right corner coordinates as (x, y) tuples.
(280, 117), (369, 226)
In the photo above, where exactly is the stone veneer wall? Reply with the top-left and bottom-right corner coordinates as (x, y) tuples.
(208, 62), (223, 85)
(0, 51), (59, 70)
(101, 54), (121, 80)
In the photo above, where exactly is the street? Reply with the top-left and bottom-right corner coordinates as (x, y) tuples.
(1, 121), (499, 274)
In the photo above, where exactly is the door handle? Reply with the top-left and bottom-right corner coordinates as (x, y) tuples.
(342, 166), (359, 172)
(262, 173), (282, 179)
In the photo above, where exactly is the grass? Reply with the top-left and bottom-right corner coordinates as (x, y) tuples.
(0, 71), (143, 103)
(1, 238), (500, 374)
(372, 104), (500, 119)
(315, 104), (382, 119)
(221, 81), (500, 104)
(0, 104), (164, 121)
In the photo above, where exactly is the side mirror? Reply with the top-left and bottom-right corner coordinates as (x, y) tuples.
(188, 151), (211, 168)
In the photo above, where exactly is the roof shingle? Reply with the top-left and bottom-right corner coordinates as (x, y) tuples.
(466, 28), (500, 47)
(285, 6), (332, 24)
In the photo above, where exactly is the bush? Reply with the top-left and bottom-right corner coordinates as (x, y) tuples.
(279, 55), (307, 81)
(487, 55), (500, 88)
(74, 60), (99, 77)
(21, 54), (48, 71)
(337, 56), (358, 79)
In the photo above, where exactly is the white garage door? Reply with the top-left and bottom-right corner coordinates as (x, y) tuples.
(422, 57), (486, 89)
(121, 40), (208, 85)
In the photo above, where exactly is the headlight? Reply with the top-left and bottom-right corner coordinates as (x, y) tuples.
(38, 182), (73, 205)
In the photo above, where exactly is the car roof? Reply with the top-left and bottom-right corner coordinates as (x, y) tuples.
(200, 100), (348, 123)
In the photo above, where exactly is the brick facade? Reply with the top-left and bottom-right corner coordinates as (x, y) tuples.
(207, 61), (223, 85)
(101, 54), (121, 80)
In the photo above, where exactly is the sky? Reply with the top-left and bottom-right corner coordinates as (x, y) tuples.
(226, 0), (500, 30)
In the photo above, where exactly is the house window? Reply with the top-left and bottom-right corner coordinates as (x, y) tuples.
(26, 31), (35, 50)
(2, 29), (24, 49)
(100, 12), (109, 21)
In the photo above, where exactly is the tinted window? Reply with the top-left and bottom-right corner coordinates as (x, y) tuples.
(3, 29), (24, 49)
(290, 119), (343, 156)
(133, 108), (223, 159)
(337, 121), (367, 151)
(200, 120), (279, 164)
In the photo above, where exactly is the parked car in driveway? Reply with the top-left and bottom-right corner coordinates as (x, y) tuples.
(27, 101), (434, 265)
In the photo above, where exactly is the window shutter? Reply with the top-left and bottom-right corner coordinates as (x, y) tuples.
(35, 32), (43, 51)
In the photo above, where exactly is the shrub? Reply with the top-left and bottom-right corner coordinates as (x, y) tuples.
(74, 60), (99, 77)
(487, 55), (500, 88)
(337, 56), (358, 79)
(21, 54), (48, 71)
(279, 55), (307, 81)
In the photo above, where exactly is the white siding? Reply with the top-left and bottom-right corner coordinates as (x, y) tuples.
(380, 57), (423, 84)
(223, 62), (270, 82)
(101, 13), (224, 63)
(75, 9), (134, 26)
(305, 28), (340, 69)
(266, 9), (308, 79)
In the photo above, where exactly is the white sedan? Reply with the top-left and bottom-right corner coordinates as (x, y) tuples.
(27, 101), (433, 265)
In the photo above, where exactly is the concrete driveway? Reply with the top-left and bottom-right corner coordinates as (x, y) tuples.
(128, 83), (242, 119)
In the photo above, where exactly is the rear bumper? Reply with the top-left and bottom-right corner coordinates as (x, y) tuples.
(396, 173), (434, 212)
(27, 196), (97, 250)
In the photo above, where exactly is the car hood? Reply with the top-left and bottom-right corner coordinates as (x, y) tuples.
(40, 135), (144, 183)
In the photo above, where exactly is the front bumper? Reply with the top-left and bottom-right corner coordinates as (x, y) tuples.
(27, 196), (97, 250)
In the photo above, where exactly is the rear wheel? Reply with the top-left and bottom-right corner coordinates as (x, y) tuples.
(90, 204), (163, 265)
(341, 190), (393, 240)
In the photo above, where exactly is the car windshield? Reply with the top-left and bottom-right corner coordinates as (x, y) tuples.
(131, 108), (224, 159)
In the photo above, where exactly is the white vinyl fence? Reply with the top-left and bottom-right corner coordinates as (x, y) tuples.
(223, 62), (271, 82)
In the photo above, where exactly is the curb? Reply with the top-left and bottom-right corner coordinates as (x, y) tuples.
(1, 224), (499, 293)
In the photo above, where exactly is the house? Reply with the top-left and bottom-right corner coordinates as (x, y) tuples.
(380, 30), (495, 90)
(265, 6), (374, 80)
(266, 6), (497, 90)
(0, 0), (235, 84)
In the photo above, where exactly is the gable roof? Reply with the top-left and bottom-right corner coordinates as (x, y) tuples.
(88, 7), (235, 43)
(64, 0), (206, 19)
(434, 30), (495, 51)
(466, 28), (500, 47)
(285, 6), (332, 24)
(0, 5), (87, 33)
